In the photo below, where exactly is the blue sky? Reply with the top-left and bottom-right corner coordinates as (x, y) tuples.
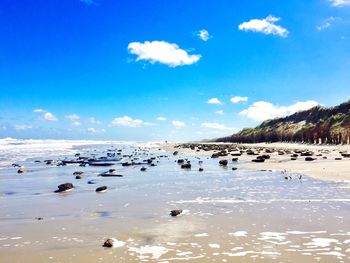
(1, 0), (350, 141)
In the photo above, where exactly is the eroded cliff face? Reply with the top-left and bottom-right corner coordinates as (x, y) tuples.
(216, 101), (350, 145)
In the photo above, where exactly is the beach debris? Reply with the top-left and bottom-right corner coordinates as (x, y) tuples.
(55, 183), (74, 193)
(170, 209), (183, 217)
(73, 171), (84, 175)
(35, 217), (43, 220)
(96, 186), (107, 193)
(103, 238), (114, 248)
(88, 180), (97, 184)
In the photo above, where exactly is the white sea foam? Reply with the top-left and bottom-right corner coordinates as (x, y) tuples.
(304, 238), (340, 248)
(194, 233), (208, 237)
(128, 245), (168, 259)
(229, 231), (247, 237)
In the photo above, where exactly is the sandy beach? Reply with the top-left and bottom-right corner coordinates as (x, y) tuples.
(160, 142), (350, 186)
(1, 140), (350, 262)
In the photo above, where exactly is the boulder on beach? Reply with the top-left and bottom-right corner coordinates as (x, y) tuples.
(170, 209), (183, 217)
(103, 238), (114, 248)
(140, 167), (147, 171)
(55, 183), (74, 193)
(181, 163), (191, 169)
(96, 186), (107, 193)
(75, 175), (82, 179)
(305, 157), (316, 161)
(17, 167), (26, 174)
(199, 167), (204, 172)
(219, 159), (228, 166)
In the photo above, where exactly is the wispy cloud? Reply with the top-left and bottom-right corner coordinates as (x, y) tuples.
(215, 110), (224, 115)
(89, 117), (102, 125)
(201, 122), (235, 131)
(207, 98), (223, 105)
(240, 100), (320, 121)
(86, 127), (105, 134)
(156, 116), (167, 121)
(329, 0), (350, 7)
(172, 120), (185, 128)
(15, 124), (33, 130)
(80, 0), (95, 5)
(238, 15), (288, 38)
(230, 96), (248, 103)
(128, 41), (201, 67)
(317, 17), (337, 31)
(65, 114), (81, 126)
(197, 29), (211, 41)
(111, 116), (143, 127)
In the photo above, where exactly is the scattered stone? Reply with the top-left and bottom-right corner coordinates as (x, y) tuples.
(55, 183), (74, 193)
(232, 167), (238, 171)
(199, 167), (204, 172)
(140, 167), (147, 171)
(181, 163), (191, 169)
(73, 171), (84, 175)
(305, 157), (316, 161)
(35, 217), (43, 220)
(177, 159), (185, 164)
(170, 209), (183, 217)
(335, 157), (342, 160)
(96, 186), (107, 193)
(17, 167), (26, 174)
(219, 160), (228, 166)
(232, 158), (238, 162)
(75, 175), (82, 179)
(103, 238), (114, 248)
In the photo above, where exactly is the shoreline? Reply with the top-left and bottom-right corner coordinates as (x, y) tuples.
(159, 142), (350, 187)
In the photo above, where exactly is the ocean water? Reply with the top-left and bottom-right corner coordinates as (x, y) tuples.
(0, 139), (349, 262)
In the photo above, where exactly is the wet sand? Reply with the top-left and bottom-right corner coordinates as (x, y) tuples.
(0, 141), (350, 262)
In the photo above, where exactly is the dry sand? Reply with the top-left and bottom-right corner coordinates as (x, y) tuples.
(160, 142), (350, 186)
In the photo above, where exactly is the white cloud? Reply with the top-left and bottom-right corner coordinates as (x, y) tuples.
(215, 110), (224, 115)
(43, 112), (58, 121)
(201, 122), (234, 131)
(72, 121), (81, 126)
(238, 15), (288, 38)
(329, 0), (350, 7)
(240, 100), (320, 121)
(207, 98), (223, 105)
(317, 17), (337, 31)
(33, 109), (58, 121)
(172, 120), (185, 128)
(156, 116), (167, 121)
(198, 29), (211, 41)
(231, 96), (248, 103)
(65, 114), (80, 121)
(111, 116), (143, 127)
(89, 117), (102, 125)
(144, 122), (157, 126)
(86, 127), (105, 134)
(15, 124), (32, 130)
(128, 41), (201, 67)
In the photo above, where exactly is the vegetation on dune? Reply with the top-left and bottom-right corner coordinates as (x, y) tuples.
(215, 100), (350, 144)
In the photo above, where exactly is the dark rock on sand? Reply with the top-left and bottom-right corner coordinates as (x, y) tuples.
(232, 158), (238, 162)
(73, 171), (84, 175)
(232, 167), (238, 171)
(55, 183), (74, 193)
(17, 167), (26, 174)
(96, 186), (107, 193)
(140, 167), (147, 171)
(99, 169), (123, 177)
(103, 238), (114, 248)
(181, 163), (191, 169)
(88, 180), (97, 184)
(305, 157), (316, 161)
(199, 167), (204, 172)
(170, 209), (183, 217)
(252, 158), (265, 163)
(75, 175), (82, 179)
(219, 159), (228, 166)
